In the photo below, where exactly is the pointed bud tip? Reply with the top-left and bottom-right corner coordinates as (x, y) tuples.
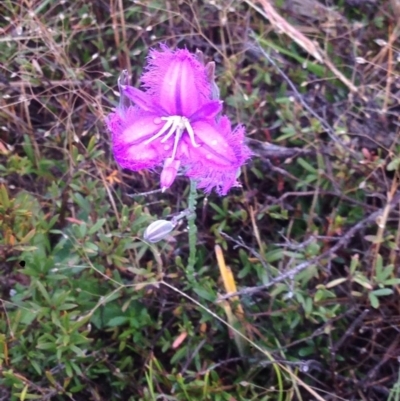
(160, 158), (180, 191)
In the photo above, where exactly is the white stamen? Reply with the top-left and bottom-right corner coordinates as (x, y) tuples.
(171, 127), (183, 160)
(144, 118), (174, 144)
(160, 118), (180, 143)
(144, 115), (201, 160)
(184, 119), (201, 148)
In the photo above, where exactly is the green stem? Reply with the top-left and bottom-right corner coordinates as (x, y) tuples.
(187, 179), (198, 277)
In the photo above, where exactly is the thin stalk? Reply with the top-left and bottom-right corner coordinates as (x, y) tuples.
(187, 179), (198, 277)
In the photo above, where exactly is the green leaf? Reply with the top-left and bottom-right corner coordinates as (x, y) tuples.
(170, 346), (188, 365)
(72, 193), (91, 215)
(70, 345), (86, 357)
(19, 309), (38, 326)
(58, 303), (78, 311)
(303, 296), (313, 316)
(86, 135), (97, 153)
(265, 249), (284, 263)
(386, 157), (400, 171)
(36, 342), (55, 350)
(314, 289), (325, 303)
(22, 135), (35, 163)
(34, 280), (51, 303)
(364, 235), (384, 244)
(375, 254), (383, 276)
(107, 316), (129, 327)
(371, 288), (393, 296)
(353, 275), (373, 289)
(65, 361), (73, 377)
(256, 36), (326, 77)
(30, 360), (42, 375)
(297, 157), (318, 174)
(209, 202), (225, 217)
(0, 184), (10, 209)
(377, 265), (394, 282)
(193, 286), (216, 302)
(350, 254), (360, 274)
(89, 218), (107, 235)
(83, 241), (98, 254)
(19, 384), (28, 401)
(369, 292), (380, 309)
(77, 222), (87, 238)
(382, 278), (400, 285)
(326, 277), (347, 288)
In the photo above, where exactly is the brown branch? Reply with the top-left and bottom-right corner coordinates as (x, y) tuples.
(220, 191), (400, 299)
(245, 0), (362, 96)
(246, 138), (312, 159)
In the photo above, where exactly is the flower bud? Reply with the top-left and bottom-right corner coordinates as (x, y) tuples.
(117, 70), (131, 112)
(160, 157), (180, 191)
(143, 220), (174, 243)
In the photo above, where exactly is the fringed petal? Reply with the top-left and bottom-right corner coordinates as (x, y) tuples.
(181, 117), (252, 195)
(121, 85), (164, 114)
(108, 108), (171, 171)
(189, 100), (223, 122)
(141, 45), (211, 117)
(186, 120), (238, 167)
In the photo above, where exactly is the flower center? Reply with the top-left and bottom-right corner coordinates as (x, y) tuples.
(144, 116), (200, 160)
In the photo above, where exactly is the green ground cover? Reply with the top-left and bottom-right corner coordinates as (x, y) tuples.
(1, 0), (400, 400)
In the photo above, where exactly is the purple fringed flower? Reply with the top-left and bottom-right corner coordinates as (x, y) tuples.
(106, 45), (251, 195)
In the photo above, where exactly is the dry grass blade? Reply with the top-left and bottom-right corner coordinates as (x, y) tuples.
(215, 244), (247, 356)
(247, 0), (323, 62)
(245, 0), (361, 95)
(215, 244), (245, 319)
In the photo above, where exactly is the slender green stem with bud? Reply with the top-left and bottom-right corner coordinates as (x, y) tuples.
(187, 179), (198, 277)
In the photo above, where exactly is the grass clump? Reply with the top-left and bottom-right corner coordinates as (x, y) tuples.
(1, 0), (400, 400)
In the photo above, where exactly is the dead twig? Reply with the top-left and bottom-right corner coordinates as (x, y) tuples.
(331, 309), (370, 353)
(246, 138), (313, 159)
(245, 0), (361, 96)
(220, 191), (400, 299)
